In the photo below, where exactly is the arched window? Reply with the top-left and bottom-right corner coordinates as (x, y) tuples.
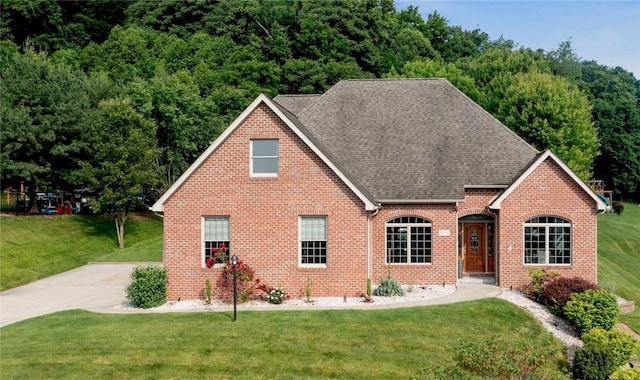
(386, 217), (432, 264)
(524, 216), (571, 264)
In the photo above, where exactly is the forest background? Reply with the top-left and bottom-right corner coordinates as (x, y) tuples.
(1, 0), (639, 241)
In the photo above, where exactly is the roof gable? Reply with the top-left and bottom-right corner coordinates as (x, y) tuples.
(151, 94), (377, 212)
(490, 150), (607, 211)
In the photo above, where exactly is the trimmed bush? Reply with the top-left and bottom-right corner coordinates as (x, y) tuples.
(564, 289), (620, 334)
(373, 278), (405, 296)
(126, 265), (167, 308)
(524, 267), (561, 302)
(572, 328), (638, 380)
(610, 367), (640, 380)
(541, 276), (598, 314)
(451, 335), (565, 379)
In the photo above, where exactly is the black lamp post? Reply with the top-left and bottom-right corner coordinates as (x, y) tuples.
(231, 255), (238, 321)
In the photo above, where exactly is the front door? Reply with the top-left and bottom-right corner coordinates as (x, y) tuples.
(464, 223), (486, 273)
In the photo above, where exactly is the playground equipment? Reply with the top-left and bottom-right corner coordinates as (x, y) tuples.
(589, 180), (614, 213)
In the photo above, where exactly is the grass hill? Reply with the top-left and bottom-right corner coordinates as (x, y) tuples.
(597, 203), (640, 332)
(0, 212), (162, 290)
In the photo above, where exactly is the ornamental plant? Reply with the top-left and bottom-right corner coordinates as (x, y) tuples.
(572, 328), (638, 380)
(126, 265), (167, 308)
(257, 282), (287, 304)
(205, 243), (227, 268)
(217, 257), (256, 303)
(541, 276), (598, 314)
(564, 289), (620, 334)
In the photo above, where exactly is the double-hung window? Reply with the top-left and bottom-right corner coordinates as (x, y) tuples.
(524, 216), (571, 264)
(203, 216), (230, 266)
(251, 139), (279, 177)
(386, 217), (432, 264)
(300, 216), (327, 266)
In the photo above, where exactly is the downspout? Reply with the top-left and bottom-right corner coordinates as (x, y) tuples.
(367, 206), (381, 281)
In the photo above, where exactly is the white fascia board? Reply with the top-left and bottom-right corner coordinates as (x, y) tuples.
(489, 150), (607, 211)
(151, 94), (378, 212)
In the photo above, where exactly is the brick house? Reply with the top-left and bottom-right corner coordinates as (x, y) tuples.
(151, 79), (606, 301)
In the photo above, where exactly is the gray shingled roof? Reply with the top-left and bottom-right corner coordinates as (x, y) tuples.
(274, 79), (538, 202)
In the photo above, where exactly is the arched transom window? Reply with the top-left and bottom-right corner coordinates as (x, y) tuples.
(524, 216), (571, 265)
(386, 217), (432, 264)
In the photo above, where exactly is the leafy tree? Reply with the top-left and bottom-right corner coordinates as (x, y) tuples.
(125, 70), (218, 190)
(85, 97), (159, 248)
(1, 0), (129, 51)
(79, 25), (160, 83)
(547, 39), (582, 82)
(580, 62), (640, 201)
(423, 11), (489, 62)
(0, 47), (97, 205)
(493, 71), (599, 180)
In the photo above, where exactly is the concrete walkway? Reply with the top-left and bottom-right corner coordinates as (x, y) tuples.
(0, 263), (502, 328)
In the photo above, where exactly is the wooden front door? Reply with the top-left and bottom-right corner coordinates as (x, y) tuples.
(464, 223), (486, 273)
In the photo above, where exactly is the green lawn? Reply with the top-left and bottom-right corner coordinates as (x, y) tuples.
(597, 202), (640, 334)
(0, 213), (162, 290)
(0, 300), (567, 379)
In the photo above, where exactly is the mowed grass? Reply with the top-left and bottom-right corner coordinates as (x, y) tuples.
(0, 299), (567, 379)
(597, 202), (640, 334)
(0, 213), (162, 290)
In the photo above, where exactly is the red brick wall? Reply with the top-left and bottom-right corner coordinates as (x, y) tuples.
(370, 205), (458, 286)
(163, 103), (369, 300)
(495, 158), (598, 289)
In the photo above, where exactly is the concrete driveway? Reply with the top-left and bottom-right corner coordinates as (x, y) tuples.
(0, 263), (142, 328)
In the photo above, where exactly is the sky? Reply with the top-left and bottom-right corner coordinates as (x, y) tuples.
(397, 1), (640, 78)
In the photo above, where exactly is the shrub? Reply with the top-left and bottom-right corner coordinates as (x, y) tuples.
(218, 259), (256, 303)
(126, 265), (167, 308)
(524, 267), (561, 302)
(610, 367), (640, 380)
(541, 276), (598, 314)
(572, 328), (638, 380)
(564, 289), (620, 334)
(373, 278), (405, 296)
(451, 335), (565, 379)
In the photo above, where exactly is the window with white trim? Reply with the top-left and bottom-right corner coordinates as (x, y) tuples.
(251, 139), (278, 176)
(300, 216), (327, 266)
(203, 216), (230, 266)
(386, 217), (432, 264)
(524, 216), (571, 264)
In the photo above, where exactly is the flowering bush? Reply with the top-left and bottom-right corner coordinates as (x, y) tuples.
(267, 287), (286, 304)
(257, 282), (286, 305)
(218, 258), (256, 303)
(205, 243), (227, 268)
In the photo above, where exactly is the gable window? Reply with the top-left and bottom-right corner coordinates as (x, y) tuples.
(386, 217), (432, 264)
(524, 216), (571, 265)
(300, 216), (327, 266)
(251, 139), (279, 176)
(203, 216), (230, 266)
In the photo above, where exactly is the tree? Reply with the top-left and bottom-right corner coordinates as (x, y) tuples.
(0, 47), (96, 205)
(493, 71), (599, 180)
(125, 70), (218, 191)
(580, 62), (640, 201)
(547, 39), (582, 82)
(1, 0), (129, 51)
(85, 97), (159, 248)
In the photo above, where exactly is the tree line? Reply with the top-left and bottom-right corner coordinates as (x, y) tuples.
(1, 0), (639, 245)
